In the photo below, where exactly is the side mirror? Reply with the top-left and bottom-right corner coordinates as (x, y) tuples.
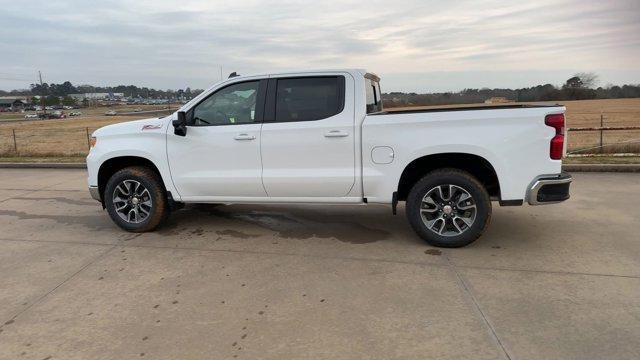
(172, 111), (187, 136)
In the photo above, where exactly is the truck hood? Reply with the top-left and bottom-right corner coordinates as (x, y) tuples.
(92, 117), (168, 137)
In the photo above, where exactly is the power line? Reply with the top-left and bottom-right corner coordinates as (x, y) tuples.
(0, 72), (35, 77)
(0, 77), (36, 82)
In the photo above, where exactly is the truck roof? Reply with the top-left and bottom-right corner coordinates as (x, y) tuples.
(226, 68), (372, 80)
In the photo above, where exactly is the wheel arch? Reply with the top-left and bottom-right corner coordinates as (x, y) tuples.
(97, 156), (166, 203)
(397, 153), (501, 201)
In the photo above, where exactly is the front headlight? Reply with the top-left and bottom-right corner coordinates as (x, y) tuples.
(89, 136), (97, 148)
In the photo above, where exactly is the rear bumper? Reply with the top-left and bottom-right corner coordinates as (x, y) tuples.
(89, 186), (101, 202)
(527, 172), (572, 205)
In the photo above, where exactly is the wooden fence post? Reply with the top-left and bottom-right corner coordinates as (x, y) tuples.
(12, 129), (17, 154)
(599, 112), (604, 153)
(86, 127), (90, 151)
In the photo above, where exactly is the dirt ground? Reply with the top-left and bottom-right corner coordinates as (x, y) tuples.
(0, 169), (639, 359)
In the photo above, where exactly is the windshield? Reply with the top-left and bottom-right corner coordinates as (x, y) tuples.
(365, 76), (383, 114)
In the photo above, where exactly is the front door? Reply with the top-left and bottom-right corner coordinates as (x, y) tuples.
(167, 79), (267, 199)
(260, 75), (355, 198)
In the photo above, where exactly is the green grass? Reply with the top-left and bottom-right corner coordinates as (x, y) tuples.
(0, 155), (86, 163)
(564, 156), (640, 164)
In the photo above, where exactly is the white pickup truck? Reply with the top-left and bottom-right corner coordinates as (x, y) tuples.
(87, 69), (571, 247)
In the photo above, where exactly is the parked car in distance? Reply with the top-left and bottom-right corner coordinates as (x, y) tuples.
(63, 106), (74, 110)
(69, 111), (83, 117)
(105, 110), (117, 116)
(133, 108), (143, 112)
(87, 69), (572, 248)
(24, 113), (39, 119)
(36, 110), (66, 119)
(49, 110), (66, 119)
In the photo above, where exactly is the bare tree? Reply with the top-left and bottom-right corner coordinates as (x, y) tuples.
(574, 72), (599, 88)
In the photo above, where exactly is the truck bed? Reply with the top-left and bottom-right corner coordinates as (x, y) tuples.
(361, 103), (566, 203)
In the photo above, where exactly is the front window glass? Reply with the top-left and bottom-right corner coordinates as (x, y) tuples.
(191, 81), (259, 126)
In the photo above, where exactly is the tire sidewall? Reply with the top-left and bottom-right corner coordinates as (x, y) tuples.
(104, 168), (165, 232)
(407, 170), (491, 248)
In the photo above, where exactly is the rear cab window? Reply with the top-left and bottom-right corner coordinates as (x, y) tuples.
(365, 73), (383, 114)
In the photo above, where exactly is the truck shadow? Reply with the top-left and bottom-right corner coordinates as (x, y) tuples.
(159, 204), (398, 245)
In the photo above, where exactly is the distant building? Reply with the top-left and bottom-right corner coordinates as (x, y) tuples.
(484, 97), (513, 104)
(69, 93), (124, 101)
(0, 98), (26, 111)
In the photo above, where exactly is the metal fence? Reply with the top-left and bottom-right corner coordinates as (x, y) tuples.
(0, 114), (638, 157)
(567, 126), (640, 154)
(0, 127), (98, 157)
(565, 111), (640, 154)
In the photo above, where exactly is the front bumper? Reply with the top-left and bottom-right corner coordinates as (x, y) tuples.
(527, 172), (572, 205)
(89, 186), (101, 202)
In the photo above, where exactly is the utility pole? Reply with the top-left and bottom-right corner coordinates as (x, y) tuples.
(38, 70), (46, 117)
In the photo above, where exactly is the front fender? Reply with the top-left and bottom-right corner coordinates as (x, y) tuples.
(86, 129), (180, 200)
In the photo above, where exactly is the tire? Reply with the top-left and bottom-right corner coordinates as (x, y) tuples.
(104, 166), (169, 232)
(406, 168), (491, 248)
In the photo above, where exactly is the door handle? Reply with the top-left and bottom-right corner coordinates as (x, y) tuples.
(324, 130), (349, 138)
(234, 133), (256, 141)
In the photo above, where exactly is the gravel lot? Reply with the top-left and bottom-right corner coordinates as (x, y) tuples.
(0, 169), (638, 360)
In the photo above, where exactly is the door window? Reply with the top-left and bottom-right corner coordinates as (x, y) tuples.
(275, 77), (344, 122)
(190, 81), (260, 126)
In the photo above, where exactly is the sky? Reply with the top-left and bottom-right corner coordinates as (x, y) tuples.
(1, 0), (639, 93)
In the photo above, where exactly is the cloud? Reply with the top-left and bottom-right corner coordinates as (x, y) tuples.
(1, 0), (638, 91)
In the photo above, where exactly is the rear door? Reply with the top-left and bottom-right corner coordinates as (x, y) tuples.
(260, 74), (356, 197)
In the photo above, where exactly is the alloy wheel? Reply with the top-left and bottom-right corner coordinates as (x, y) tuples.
(419, 184), (477, 237)
(112, 179), (152, 223)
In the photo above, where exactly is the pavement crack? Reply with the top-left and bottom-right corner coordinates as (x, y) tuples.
(444, 252), (512, 360)
(2, 244), (118, 326)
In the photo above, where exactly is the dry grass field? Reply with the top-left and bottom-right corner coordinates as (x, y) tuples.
(0, 99), (639, 158)
(560, 98), (640, 153)
(0, 105), (175, 156)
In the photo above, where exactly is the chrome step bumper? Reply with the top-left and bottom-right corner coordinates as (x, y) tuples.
(527, 173), (572, 205)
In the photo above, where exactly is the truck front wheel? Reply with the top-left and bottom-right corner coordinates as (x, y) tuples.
(406, 169), (491, 248)
(104, 166), (169, 232)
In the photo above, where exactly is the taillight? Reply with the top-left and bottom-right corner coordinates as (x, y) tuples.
(545, 114), (565, 160)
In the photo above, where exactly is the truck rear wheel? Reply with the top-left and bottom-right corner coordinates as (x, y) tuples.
(104, 166), (168, 232)
(406, 169), (491, 248)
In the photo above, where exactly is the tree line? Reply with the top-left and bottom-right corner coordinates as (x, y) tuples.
(1, 73), (639, 107)
(0, 81), (205, 100)
(382, 73), (640, 107)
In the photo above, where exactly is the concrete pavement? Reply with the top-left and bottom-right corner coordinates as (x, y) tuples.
(0, 169), (638, 359)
